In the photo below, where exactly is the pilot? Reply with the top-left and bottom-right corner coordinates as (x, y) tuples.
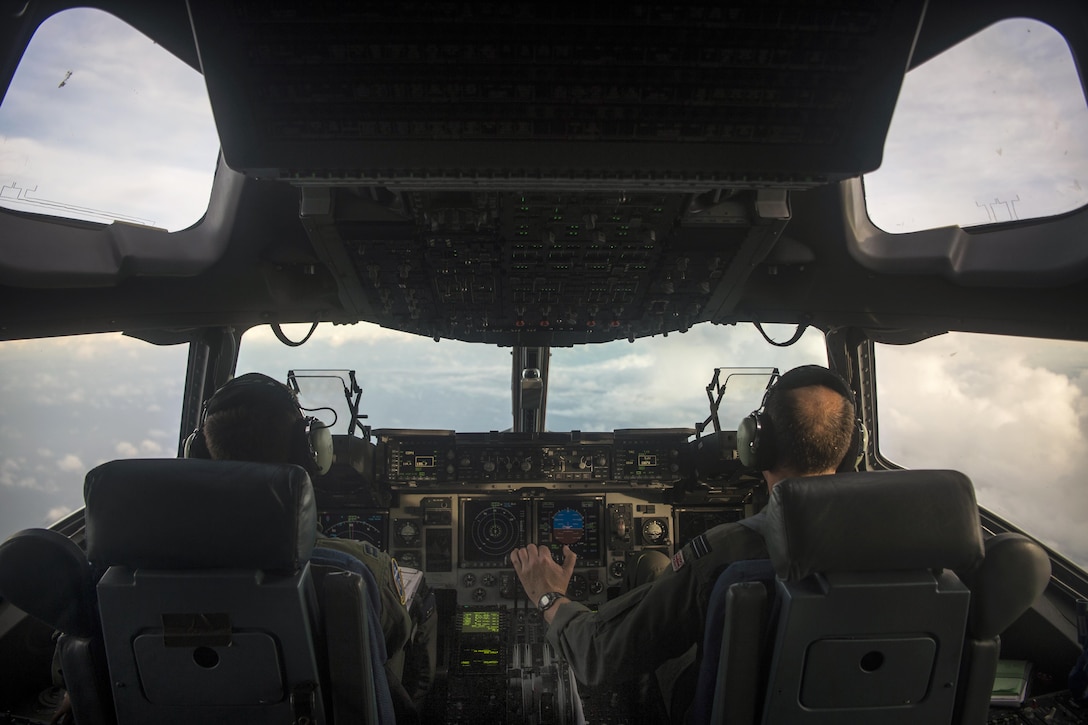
(510, 365), (858, 721)
(195, 372), (435, 718)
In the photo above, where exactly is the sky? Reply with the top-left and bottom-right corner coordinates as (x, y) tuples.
(0, 10), (1086, 569)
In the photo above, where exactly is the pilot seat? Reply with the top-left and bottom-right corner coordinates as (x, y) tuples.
(693, 469), (1050, 725)
(82, 457), (387, 724)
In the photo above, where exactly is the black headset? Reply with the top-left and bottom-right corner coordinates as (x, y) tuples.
(736, 365), (865, 472)
(184, 372), (334, 476)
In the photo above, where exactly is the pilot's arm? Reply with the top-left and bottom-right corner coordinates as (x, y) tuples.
(511, 542), (701, 686)
(513, 522), (768, 687)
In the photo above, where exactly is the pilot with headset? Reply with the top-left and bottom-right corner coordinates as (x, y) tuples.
(510, 365), (861, 721)
(186, 372), (435, 720)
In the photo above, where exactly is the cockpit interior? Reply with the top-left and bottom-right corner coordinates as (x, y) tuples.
(1, 1), (1088, 724)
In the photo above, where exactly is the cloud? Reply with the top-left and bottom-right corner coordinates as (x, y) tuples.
(1, 458), (36, 490)
(139, 440), (164, 455)
(56, 454), (84, 472)
(878, 333), (1088, 566)
(547, 323), (826, 431)
(114, 442), (138, 457)
(45, 506), (73, 525)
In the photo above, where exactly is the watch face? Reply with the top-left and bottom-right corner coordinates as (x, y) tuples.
(538, 592), (556, 610)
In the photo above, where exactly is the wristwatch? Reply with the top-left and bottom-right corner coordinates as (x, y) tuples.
(537, 591), (568, 611)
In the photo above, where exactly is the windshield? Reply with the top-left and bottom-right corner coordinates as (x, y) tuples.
(0, 333), (188, 542)
(236, 322), (827, 434)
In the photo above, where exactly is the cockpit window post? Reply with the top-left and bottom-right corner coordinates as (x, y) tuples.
(178, 327), (239, 455)
(512, 346), (550, 434)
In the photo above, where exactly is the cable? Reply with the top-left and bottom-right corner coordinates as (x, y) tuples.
(753, 321), (808, 347)
(272, 321), (318, 347)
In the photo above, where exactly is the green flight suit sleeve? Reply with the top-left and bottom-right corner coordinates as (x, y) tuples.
(545, 521), (768, 687)
(546, 565), (703, 686)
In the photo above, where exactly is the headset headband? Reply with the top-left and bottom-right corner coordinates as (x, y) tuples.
(203, 372), (302, 419)
(765, 365), (853, 406)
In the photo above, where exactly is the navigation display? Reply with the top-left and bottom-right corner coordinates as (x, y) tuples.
(535, 497), (603, 567)
(459, 498), (528, 568)
(317, 510), (388, 550)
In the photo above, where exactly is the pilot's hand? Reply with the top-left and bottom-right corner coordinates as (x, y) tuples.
(509, 543), (577, 613)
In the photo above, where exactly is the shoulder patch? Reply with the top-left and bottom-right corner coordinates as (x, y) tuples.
(671, 534), (713, 572)
(690, 534), (712, 559)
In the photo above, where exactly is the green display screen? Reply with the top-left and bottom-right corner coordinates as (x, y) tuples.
(461, 610), (501, 634)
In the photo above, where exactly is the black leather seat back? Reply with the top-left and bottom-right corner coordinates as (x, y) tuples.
(84, 458), (327, 725)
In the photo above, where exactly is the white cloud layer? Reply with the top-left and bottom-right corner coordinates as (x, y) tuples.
(878, 333), (1088, 566)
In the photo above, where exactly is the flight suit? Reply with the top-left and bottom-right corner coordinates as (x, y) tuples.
(545, 514), (770, 690)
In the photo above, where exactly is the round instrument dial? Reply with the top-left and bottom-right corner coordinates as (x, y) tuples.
(394, 519), (421, 546)
(642, 518), (668, 545)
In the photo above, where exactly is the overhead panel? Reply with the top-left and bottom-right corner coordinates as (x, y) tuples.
(188, 0), (927, 189)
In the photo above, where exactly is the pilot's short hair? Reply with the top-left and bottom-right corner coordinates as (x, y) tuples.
(765, 379), (856, 475)
(203, 404), (300, 464)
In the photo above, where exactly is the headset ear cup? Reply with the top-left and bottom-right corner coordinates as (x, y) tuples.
(309, 422), (334, 476)
(184, 429), (211, 459)
(737, 411), (775, 470)
(737, 410), (776, 471)
(290, 417), (317, 476)
(736, 414), (758, 469)
(290, 416), (335, 477)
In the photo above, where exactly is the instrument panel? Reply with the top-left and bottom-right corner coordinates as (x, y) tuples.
(388, 491), (664, 606)
(315, 429), (752, 607)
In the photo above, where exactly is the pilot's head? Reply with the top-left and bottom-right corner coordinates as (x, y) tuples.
(739, 365), (857, 487)
(196, 372), (332, 477)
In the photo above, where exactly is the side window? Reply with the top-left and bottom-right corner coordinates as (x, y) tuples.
(876, 332), (1088, 569)
(864, 18), (1088, 232)
(0, 334), (187, 541)
(0, 8), (219, 231)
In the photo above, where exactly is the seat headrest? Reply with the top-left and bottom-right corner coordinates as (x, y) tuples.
(765, 470), (984, 580)
(961, 533), (1051, 638)
(85, 459), (316, 572)
(0, 528), (98, 637)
